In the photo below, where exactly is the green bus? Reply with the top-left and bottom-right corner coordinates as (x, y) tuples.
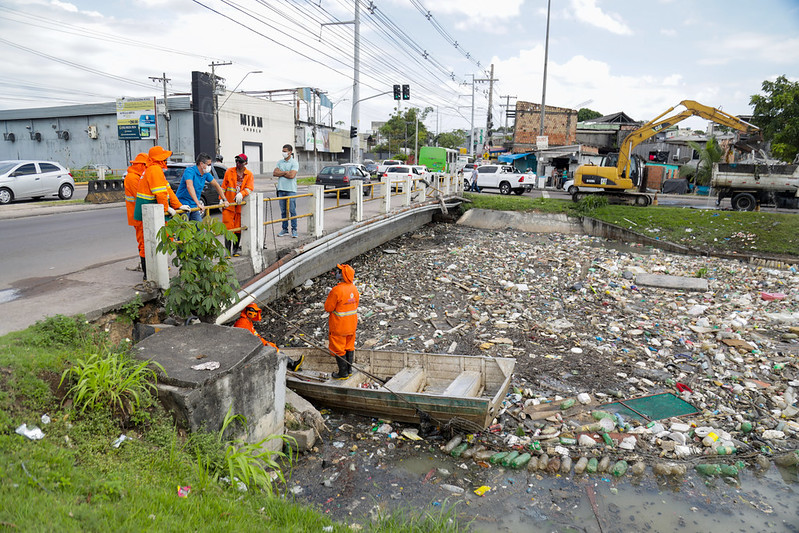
(418, 146), (458, 174)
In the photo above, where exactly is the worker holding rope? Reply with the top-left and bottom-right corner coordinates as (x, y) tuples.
(325, 264), (359, 379)
(234, 303), (303, 371)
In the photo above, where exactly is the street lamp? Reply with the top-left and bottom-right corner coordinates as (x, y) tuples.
(216, 70), (262, 157)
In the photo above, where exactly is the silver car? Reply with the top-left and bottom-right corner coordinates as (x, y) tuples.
(0, 160), (75, 204)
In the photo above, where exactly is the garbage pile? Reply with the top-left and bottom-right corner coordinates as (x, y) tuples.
(259, 224), (799, 477)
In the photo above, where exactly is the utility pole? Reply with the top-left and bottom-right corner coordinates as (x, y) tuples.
(475, 67), (499, 158)
(414, 112), (419, 164)
(350, 0), (360, 163)
(209, 60), (232, 157)
(499, 95), (517, 149)
(538, 0), (551, 178)
(149, 73), (171, 151)
(463, 74), (476, 158)
(312, 89), (318, 175)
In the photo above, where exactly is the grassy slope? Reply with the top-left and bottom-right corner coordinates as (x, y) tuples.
(463, 194), (799, 257)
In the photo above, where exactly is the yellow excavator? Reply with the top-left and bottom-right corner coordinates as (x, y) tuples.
(573, 100), (760, 206)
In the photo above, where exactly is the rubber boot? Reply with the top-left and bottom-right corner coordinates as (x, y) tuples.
(140, 256), (147, 280)
(345, 350), (354, 376)
(331, 355), (350, 380)
(224, 239), (232, 257)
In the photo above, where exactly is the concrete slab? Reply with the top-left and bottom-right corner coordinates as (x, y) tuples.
(634, 273), (709, 292)
(457, 208), (583, 234)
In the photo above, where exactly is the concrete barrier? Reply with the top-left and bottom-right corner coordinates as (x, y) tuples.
(85, 179), (125, 204)
(134, 323), (286, 449)
(457, 209), (583, 234)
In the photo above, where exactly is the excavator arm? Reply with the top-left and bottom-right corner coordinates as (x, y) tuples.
(616, 100), (759, 179)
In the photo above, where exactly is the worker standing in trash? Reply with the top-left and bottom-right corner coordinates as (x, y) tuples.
(124, 152), (148, 276)
(222, 153), (254, 257)
(233, 303), (303, 371)
(325, 264), (359, 379)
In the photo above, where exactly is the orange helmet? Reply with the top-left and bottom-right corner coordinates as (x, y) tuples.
(242, 303), (262, 322)
(130, 152), (148, 165)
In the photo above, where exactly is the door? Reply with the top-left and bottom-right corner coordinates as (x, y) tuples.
(10, 163), (41, 197)
(37, 162), (63, 196)
(242, 142), (262, 174)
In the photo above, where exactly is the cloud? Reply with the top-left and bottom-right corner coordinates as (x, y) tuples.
(569, 0), (633, 35)
(660, 28), (677, 37)
(50, 0), (102, 18)
(397, 0), (524, 28)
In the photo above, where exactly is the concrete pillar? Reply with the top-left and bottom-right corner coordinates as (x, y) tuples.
(142, 204), (169, 289)
(403, 176), (412, 206)
(241, 192), (264, 273)
(309, 185), (324, 238)
(445, 174), (452, 196)
(381, 176), (391, 213)
(351, 181), (364, 222)
(418, 180), (427, 202)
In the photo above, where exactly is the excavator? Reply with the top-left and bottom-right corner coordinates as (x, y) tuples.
(572, 100), (760, 206)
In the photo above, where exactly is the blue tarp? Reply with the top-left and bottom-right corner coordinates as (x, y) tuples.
(498, 152), (534, 162)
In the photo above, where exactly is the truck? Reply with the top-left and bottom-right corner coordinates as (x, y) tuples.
(475, 164), (536, 195)
(712, 162), (799, 210)
(573, 100), (760, 206)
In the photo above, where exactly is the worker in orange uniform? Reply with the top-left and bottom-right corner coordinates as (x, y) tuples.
(124, 152), (148, 278)
(222, 153), (254, 257)
(233, 303), (303, 371)
(324, 264), (359, 379)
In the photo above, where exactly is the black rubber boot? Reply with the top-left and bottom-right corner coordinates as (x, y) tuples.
(331, 355), (350, 380)
(224, 239), (232, 257)
(140, 256), (147, 280)
(345, 350), (354, 376)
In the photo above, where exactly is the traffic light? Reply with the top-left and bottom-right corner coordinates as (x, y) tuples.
(350, 126), (357, 138)
(402, 84), (410, 100)
(393, 84), (401, 100)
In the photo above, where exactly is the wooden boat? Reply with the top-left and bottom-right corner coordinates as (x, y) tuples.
(281, 347), (515, 430)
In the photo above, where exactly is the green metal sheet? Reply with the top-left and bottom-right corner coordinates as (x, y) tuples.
(601, 392), (698, 422)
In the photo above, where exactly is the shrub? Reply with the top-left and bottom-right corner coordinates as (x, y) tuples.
(574, 194), (608, 216)
(156, 214), (240, 321)
(28, 315), (99, 349)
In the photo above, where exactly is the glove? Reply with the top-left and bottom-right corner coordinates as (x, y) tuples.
(167, 206), (177, 217)
(235, 192), (243, 204)
(179, 204), (191, 212)
(197, 200), (204, 210)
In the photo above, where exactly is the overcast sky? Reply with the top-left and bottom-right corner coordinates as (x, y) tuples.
(1, 0), (797, 135)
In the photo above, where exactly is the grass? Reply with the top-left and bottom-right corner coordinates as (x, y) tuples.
(462, 193), (799, 257)
(297, 176), (316, 185)
(0, 316), (465, 532)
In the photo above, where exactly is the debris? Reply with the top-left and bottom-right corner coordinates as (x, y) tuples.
(15, 424), (44, 440)
(191, 361), (220, 371)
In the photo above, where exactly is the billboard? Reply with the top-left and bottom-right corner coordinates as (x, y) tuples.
(116, 97), (158, 140)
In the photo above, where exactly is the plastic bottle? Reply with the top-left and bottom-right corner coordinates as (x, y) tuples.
(473, 449), (495, 462)
(450, 443), (469, 458)
(560, 456), (572, 473)
(695, 464), (722, 476)
(574, 457), (588, 474)
(527, 455), (539, 471)
(586, 457), (598, 473)
(501, 451), (520, 467)
(774, 451), (799, 466)
(511, 453), (532, 469)
(592, 410), (613, 421)
(702, 432), (719, 447)
(719, 464), (739, 477)
(444, 435), (463, 453)
(546, 455), (561, 473)
(612, 460), (629, 477)
(631, 462), (646, 475)
(601, 433), (614, 447)
(716, 445), (737, 455)
(755, 455), (771, 469)
(561, 399), (576, 410)
(653, 463), (670, 475)
(441, 484), (464, 494)
(669, 464), (687, 476)
(559, 436), (577, 445)
(598, 456), (611, 473)
(463, 444), (484, 459)
(489, 451), (509, 465)
(740, 421), (753, 434)
(530, 441), (542, 452)
(538, 454), (550, 471)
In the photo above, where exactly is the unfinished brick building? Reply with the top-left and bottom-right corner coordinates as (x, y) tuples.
(512, 102), (578, 153)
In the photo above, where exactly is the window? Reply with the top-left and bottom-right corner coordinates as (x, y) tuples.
(13, 164), (37, 176)
(480, 166), (497, 173)
(39, 163), (61, 173)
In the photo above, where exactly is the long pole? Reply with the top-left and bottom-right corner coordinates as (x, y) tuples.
(350, 0), (360, 163)
(414, 112), (419, 164)
(209, 61), (231, 157)
(148, 73), (172, 151)
(538, 0), (551, 178)
(470, 74), (475, 158)
(486, 63), (494, 153)
(313, 90), (318, 175)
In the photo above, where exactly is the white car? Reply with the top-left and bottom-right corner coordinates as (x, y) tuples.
(380, 165), (425, 192)
(563, 179), (578, 195)
(475, 164), (536, 195)
(412, 165), (431, 185)
(0, 160), (75, 204)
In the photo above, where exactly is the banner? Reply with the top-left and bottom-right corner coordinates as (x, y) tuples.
(116, 97), (157, 140)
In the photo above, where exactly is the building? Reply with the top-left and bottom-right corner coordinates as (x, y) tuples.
(576, 111), (641, 154)
(511, 102), (578, 153)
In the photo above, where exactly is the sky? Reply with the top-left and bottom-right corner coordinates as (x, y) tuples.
(1, 0), (798, 137)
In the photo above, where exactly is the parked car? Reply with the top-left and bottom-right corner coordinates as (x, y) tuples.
(458, 163), (479, 188)
(364, 161), (379, 175)
(412, 165), (431, 185)
(377, 159), (403, 174)
(315, 165), (372, 198)
(563, 179), (578, 195)
(164, 162), (226, 208)
(475, 164), (536, 195)
(381, 165), (425, 192)
(0, 160), (74, 204)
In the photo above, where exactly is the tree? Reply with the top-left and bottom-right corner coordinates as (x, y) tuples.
(435, 129), (466, 150)
(750, 75), (799, 162)
(687, 135), (723, 187)
(377, 107), (433, 159)
(577, 108), (603, 122)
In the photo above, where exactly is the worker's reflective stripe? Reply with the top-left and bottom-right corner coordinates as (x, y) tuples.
(125, 195), (135, 202)
(225, 187), (238, 192)
(150, 186), (167, 194)
(136, 193), (155, 200)
(333, 309), (357, 317)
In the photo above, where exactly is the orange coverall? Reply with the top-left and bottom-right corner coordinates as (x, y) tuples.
(133, 159), (181, 221)
(233, 316), (279, 351)
(124, 154), (147, 257)
(324, 264), (359, 356)
(221, 167), (254, 231)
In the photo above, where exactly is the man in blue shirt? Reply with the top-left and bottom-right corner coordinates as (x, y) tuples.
(176, 153), (228, 221)
(273, 144), (300, 237)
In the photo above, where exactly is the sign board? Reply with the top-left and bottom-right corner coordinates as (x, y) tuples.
(536, 135), (549, 150)
(116, 97), (158, 140)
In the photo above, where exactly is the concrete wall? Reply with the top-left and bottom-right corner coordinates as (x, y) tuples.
(513, 102), (578, 150)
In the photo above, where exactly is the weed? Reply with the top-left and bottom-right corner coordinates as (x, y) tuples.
(28, 315), (99, 349)
(573, 194), (609, 216)
(367, 499), (469, 532)
(117, 294), (143, 324)
(59, 348), (164, 419)
(696, 266), (709, 278)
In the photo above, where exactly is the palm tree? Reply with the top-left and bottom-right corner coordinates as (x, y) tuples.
(687, 135), (723, 187)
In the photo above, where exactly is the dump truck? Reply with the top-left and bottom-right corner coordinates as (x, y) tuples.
(712, 162), (799, 210)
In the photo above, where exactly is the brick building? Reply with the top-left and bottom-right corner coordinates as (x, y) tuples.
(511, 102), (578, 153)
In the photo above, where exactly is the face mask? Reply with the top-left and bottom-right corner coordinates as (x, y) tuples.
(282, 151), (290, 159)
(204, 163), (213, 175)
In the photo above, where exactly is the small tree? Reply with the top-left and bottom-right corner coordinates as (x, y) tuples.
(687, 135), (723, 187)
(156, 215), (240, 321)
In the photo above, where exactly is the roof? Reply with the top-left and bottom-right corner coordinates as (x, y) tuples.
(498, 152), (535, 162)
(583, 111), (637, 124)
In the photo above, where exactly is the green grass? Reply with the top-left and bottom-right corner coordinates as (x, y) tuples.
(0, 316), (466, 532)
(462, 193), (799, 257)
(297, 176), (316, 185)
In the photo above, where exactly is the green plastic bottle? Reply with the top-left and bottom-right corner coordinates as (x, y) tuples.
(601, 433), (614, 447)
(511, 453), (532, 469)
(586, 457), (598, 473)
(501, 451), (520, 467)
(450, 442), (469, 458)
(561, 399), (576, 410)
(716, 446), (737, 455)
(740, 421), (753, 434)
(559, 436), (577, 445)
(719, 464), (739, 477)
(592, 410), (613, 421)
(489, 451), (509, 465)
(695, 464), (722, 476)
(612, 460), (628, 477)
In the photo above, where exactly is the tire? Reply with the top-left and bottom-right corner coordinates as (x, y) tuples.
(513, 188), (524, 195)
(731, 192), (757, 211)
(0, 188), (13, 204)
(635, 195), (649, 207)
(567, 185), (577, 195)
(463, 179), (469, 189)
(499, 181), (511, 195)
(58, 183), (74, 200)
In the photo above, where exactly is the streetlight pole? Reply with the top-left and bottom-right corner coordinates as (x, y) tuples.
(538, 0), (551, 179)
(209, 60), (232, 158)
(350, 0), (360, 163)
(218, 70), (262, 111)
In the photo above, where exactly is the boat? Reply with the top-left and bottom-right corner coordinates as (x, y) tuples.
(280, 347), (515, 430)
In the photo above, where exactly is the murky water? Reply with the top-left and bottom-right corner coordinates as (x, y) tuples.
(0, 288), (20, 304)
